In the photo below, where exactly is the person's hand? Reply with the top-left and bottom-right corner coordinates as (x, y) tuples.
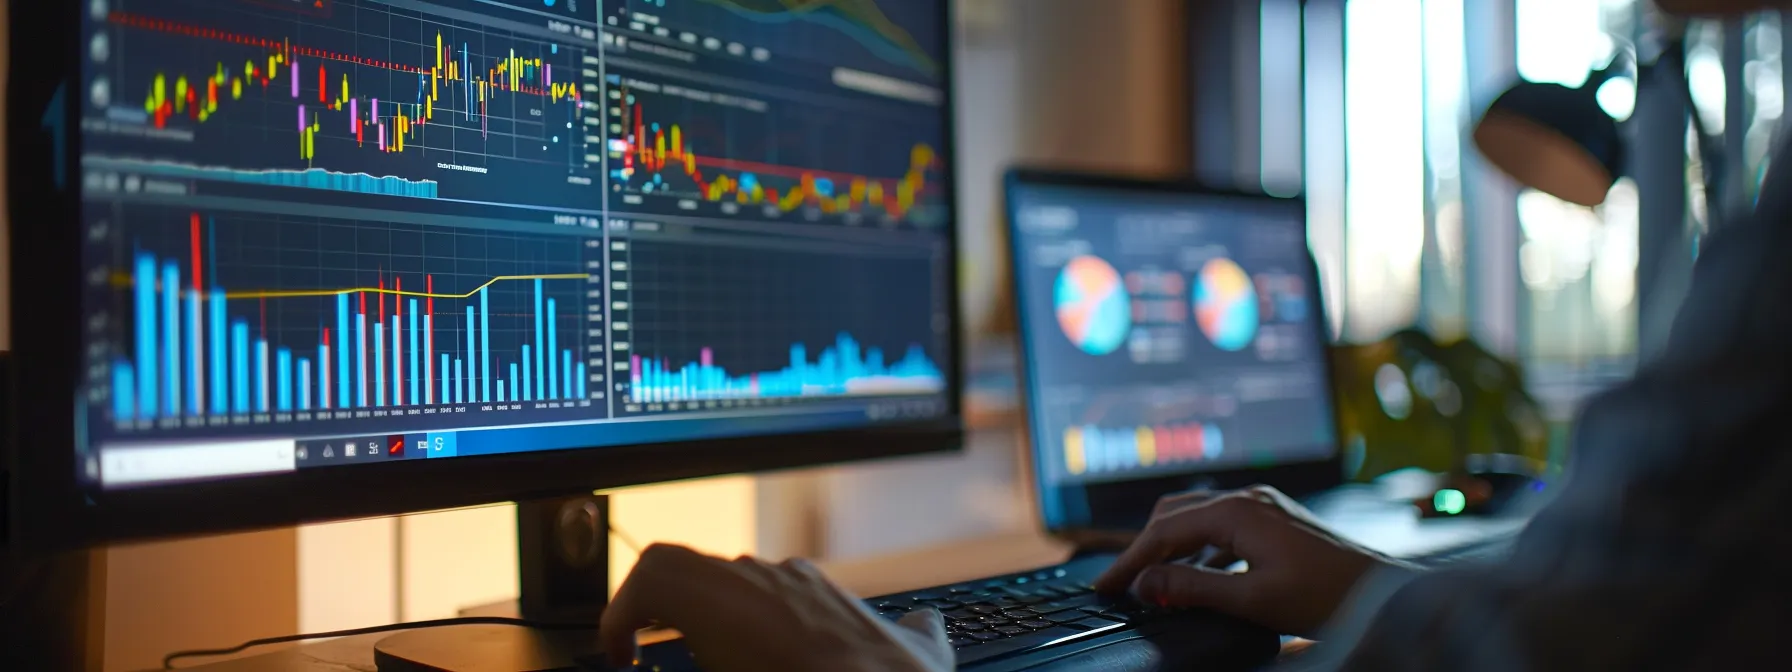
(599, 544), (953, 672)
(1094, 485), (1414, 636)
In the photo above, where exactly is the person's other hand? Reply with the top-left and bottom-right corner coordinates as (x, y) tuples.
(1094, 485), (1413, 636)
(600, 544), (953, 672)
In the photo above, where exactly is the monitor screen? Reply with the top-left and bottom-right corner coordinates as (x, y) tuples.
(1007, 177), (1336, 529)
(76, 0), (953, 491)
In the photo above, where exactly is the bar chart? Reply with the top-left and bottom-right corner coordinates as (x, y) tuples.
(629, 333), (944, 403)
(102, 208), (595, 428)
(614, 235), (947, 409)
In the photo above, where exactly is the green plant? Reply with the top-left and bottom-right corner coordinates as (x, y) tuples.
(1328, 328), (1550, 482)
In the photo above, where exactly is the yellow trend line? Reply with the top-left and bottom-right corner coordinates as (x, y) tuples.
(221, 273), (588, 300)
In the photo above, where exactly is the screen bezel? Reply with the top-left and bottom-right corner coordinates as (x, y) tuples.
(5, 0), (964, 552)
(1003, 169), (1344, 536)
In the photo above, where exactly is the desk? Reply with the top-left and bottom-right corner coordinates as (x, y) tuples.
(183, 494), (1527, 670)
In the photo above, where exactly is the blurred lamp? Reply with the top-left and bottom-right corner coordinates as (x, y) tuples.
(1473, 69), (1627, 207)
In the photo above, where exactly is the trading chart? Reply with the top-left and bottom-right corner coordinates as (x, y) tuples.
(85, 0), (603, 208)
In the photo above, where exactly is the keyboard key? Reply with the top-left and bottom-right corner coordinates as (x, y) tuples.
(950, 636), (977, 648)
(971, 632), (1003, 642)
(982, 618), (1013, 627)
(875, 601), (906, 611)
(1013, 576), (1031, 584)
(1019, 620), (1055, 630)
(1001, 609), (1038, 619)
(958, 622), (988, 632)
(1032, 572), (1053, 581)
(967, 605), (999, 615)
(953, 626), (1089, 666)
(1053, 569), (1069, 578)
(1089, 611), (1132, 623)
(995, 626), (1030, 637)
(991, 599), (1028, 610)
(1078, 606), (1108, 615)
(1045, 611), (1088, 624)
(942, 610), (975, 622)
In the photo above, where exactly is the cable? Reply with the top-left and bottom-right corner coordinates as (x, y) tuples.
(162, 516), (646, 668)
(608, 519), (644, 555)
(160, 616), (594, 669)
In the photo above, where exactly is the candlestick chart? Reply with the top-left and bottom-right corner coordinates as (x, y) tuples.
(86, 0), (601, 208)
(605, 73), (946, 226)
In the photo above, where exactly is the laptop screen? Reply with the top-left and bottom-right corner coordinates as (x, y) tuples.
(1007, 176), (1339, 531)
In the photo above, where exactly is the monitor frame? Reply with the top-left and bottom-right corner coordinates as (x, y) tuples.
(1003, 169), (1345, 536)
(4, 0), (964, 552)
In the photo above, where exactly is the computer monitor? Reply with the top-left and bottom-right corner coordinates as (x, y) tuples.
(7, 0), (959, 551)
(1004, 171), (1340, 534)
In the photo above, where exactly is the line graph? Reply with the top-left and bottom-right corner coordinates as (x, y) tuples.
(86, 0), (601, 208)
(612, 0), (943, 78)
(700, 0), (938, 74)
(604, 73), (946, 226)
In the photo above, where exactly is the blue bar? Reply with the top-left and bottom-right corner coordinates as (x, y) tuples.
(375, 322), (386, 407)
(298, 357), (311, 411)
(210, 289), (227, 415)
(455, 359), (464, 404)
(533, 279), (545, 401)
(465, 307), (475, 403)
(510, 363), (519, 403)
(547, 298), (558, 400)
(255, 340), (270, 413)
(441, 353), (451, 404)
(187, 291), (202, 415)
(135, 253), (158, 420)
(231, 322), (249, 413)
(392, 307), (403, 405)
(409, 300), (420, 405)
(162, 263), (181, 417)
(576, 362), (586, 400)
(356, 312), (368, 407)
(336, 295), (349, 409)
(480, 288), (491, 403)
(522, 345), (533, 401)
(276, 348), (293, 411)
(425, 315), (434, 403)
(563, 350), (572, 400)
(114, 361), (136, 420)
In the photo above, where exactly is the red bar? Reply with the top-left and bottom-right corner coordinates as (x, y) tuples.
(191, 213), (204, 412)
(322, 328), (331, 409)
(359, 292), (367, 405)
(395, 277), (403, 406)
(318, 64), (326, 103)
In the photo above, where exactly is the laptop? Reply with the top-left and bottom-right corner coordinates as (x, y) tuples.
(1003, 169), (1525, 560)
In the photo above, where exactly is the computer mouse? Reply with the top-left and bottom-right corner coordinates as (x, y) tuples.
(1415, 470), (1544, 518)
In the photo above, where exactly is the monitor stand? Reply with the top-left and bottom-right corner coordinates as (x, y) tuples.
(372, 493), (614, 671)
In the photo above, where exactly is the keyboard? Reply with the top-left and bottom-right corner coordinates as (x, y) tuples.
(863, 553), (1279, 670)
(610, 553), (1280, 672)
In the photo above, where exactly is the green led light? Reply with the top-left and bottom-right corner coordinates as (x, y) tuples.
(1434, 489), (1467, 515)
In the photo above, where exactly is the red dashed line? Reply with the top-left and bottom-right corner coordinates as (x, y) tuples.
(109, 11), (570, 101)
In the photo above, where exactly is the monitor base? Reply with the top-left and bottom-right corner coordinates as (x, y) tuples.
(372, 624), (605, 671)
(372, 493), (614, 671)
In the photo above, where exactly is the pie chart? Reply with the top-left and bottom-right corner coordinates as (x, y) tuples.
(1054, 255), (1131, 355)
(1194, 258), (1259, 351)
